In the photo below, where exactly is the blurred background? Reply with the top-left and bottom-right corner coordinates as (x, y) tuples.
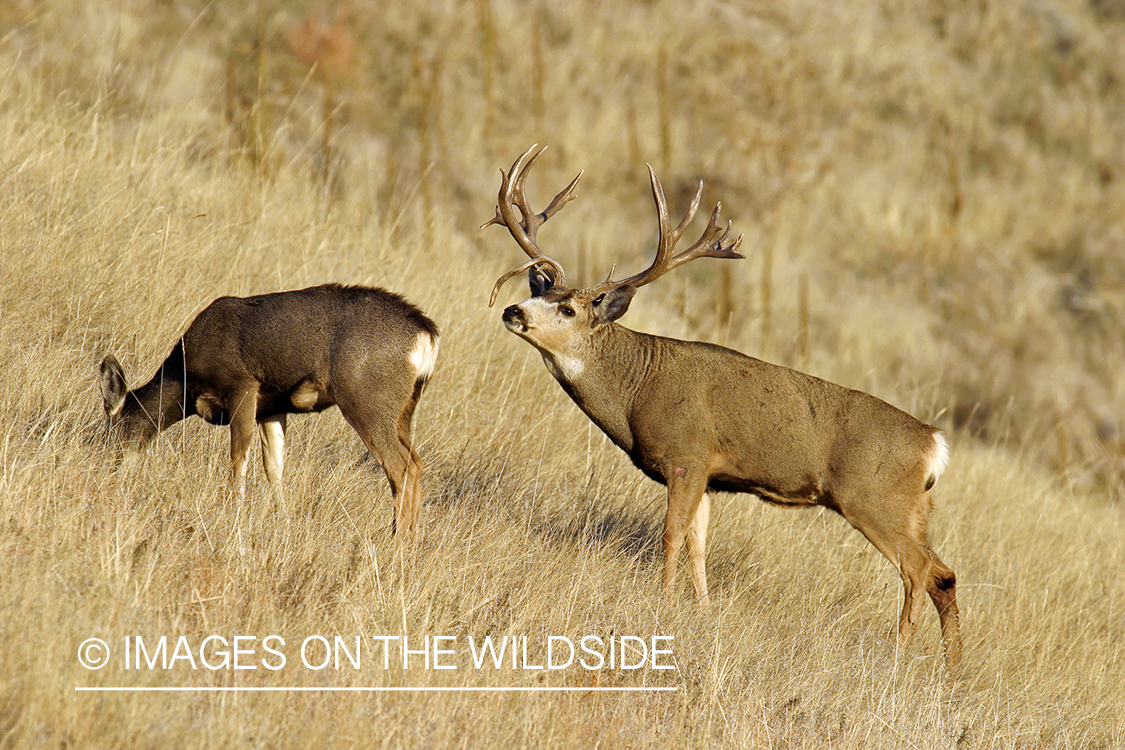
(2, 2), (1124, 746)
(7, 0), (1120, 497)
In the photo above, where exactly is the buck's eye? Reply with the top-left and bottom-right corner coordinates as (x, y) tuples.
(559, 305), (576, 318)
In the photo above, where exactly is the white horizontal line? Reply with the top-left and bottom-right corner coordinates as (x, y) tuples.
(76, 686), (677, 693)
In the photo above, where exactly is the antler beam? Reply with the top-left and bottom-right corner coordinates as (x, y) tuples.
(483, 144), (582, 306)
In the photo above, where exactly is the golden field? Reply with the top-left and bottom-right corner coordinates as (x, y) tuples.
(1, 0), (1123, 746)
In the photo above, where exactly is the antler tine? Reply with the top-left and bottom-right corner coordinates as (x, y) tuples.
(540, 170), (583, 226)
(666, 203), (745, 270)
(480, 144), (543, 236)
(511, 149), (583, 247)
(508, 145), (546, 232)
(670, 180), (703, 243)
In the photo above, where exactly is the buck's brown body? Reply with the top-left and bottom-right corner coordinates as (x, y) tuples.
(553, 325), (940, 503)
(99, 283), (439, 544)
(487, 145), (962, 671)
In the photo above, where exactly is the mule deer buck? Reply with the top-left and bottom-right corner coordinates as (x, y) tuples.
(98, 283), (439, 545)
(485, 145), (962, 670)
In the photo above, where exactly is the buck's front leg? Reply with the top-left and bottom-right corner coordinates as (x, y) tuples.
(662, 464), (710, 604)
(686, 493), (711, 605)
(227, 382), (260, 499)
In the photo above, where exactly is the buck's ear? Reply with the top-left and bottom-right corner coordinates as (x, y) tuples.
(99, 355), (128, 416)
(590, 286), (636, 328)
(529, 265), (557, 297)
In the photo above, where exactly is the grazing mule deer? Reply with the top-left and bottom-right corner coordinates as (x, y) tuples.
(485, 145), (962, 670)
(98, 283), (439, 544)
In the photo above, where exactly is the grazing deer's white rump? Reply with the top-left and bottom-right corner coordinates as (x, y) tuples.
(484, 145), (962, 671)
(408, 331), (440, 381)
(98, 283), (439, 546)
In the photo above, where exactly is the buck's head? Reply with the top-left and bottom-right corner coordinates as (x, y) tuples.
(486, 145), (743, 368)
(98, 354), (159, 462)
(499, 265), (636, 360)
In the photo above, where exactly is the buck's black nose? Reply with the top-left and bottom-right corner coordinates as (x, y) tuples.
(502, 305), (524, 324)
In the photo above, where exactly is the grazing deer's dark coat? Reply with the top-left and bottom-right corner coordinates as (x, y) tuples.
(99, 283), (439, 544)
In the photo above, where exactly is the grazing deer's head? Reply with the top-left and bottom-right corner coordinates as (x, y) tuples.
(99, 354), (165, 461)
(485, 144), (743, 376)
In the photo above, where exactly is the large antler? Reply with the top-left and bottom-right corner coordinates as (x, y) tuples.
(483, 144), (583, 307)
(583, 165), (744, 298)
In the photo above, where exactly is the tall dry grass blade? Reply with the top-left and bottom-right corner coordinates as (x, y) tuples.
(657, 47), (673, 173)
(476, 0), (496, 155)
(798, 272), (809, 369)
(760, 238), (773, 359)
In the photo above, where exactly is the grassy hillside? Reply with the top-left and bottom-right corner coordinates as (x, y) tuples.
(1, 0), (1123, 747)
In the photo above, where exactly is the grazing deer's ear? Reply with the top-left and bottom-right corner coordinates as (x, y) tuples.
(590, 286), (635, 328)
(529, 265), (556, 297)
(99, 355), (127, 416)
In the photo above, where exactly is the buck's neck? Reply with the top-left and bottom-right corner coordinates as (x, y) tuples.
(538, 323), (656, 452)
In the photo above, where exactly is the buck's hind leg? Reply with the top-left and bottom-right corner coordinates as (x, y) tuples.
(838, 497), (934, 645)
(925, 547), (962, 673)
(844, 492), (963, 671)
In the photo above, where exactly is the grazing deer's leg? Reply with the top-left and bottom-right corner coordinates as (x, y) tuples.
(338, 403), (420, 549)
(686, 492), (712, 605)
(228, 382), (259, 499)
(387, 382), (426, 548)
(397, 446), (423, 547)
(394, 388), (425, 549)
(662, 466), (709, 602)
(372, 441), (418, 547)
(258, 413), (287, 504)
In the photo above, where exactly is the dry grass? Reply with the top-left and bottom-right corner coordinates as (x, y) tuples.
(1, 0), (1124, 747)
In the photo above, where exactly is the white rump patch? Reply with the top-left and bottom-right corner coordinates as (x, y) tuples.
(927, 432), (950, 484)
(543, 352), (585, 382)
(409, 332), (439, 380)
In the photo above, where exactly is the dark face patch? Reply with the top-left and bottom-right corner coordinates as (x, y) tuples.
(537, 286), (572, 304)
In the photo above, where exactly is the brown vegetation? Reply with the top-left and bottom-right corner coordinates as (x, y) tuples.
(1, 0), (1123, 747)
